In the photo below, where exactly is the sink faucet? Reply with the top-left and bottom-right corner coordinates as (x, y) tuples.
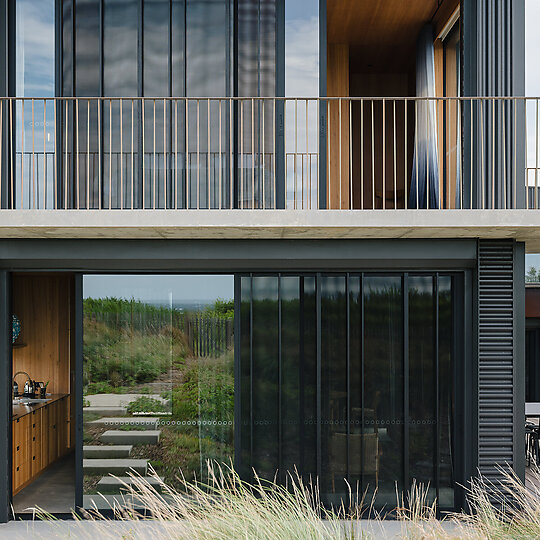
(13, 371), (31, 398)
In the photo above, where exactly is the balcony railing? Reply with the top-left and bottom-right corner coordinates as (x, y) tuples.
(0, 96), (537, 210)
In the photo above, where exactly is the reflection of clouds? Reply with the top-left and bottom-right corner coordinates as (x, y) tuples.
(16, 0), (55, 97)
(526, 0), (540, 177)
(285, 15), (319, 97)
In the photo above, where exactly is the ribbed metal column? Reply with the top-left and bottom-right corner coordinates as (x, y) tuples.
(477, 240), (515, 488)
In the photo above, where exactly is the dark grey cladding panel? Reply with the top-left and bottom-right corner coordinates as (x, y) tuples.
(0, 238), (478, 272)
(477, 240), (516, 487)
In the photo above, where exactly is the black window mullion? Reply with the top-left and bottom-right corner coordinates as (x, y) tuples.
(249, 273), (254, 478)
(360, 272), (365, 494)
(316, 272), (321, 483)
(435, 273), (440, 508)
(278, 273), (282, 483)
(346, 273), (350, 488)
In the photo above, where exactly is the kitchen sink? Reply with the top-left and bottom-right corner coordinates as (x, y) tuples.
(13, 398), (51, 405)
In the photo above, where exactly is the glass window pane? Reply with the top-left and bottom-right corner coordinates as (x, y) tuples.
(251, 276), (279, 480)
(82, 275), (234, 510)
(320, 275), (347, 502)
(408, 275), (435, 500)
(438, 275), (455, 508)
(364, 276), (403, 506)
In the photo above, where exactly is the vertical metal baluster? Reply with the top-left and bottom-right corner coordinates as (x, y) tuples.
(87, 100), (90, 209)
(163, 98), (166, 208)
(393, 100), (397, 209)
(208, 99), (211, 208)
(153, 99), (156, 209)
(327, 100), (331, 209)
(285, 99), (288, 208)
(480, 99), (485, 209)
(295, 98), (298, 209)
(98, 99), (101, 209)
(241, 100), (244, 209)
(371, 100), (375, 208)
(262, 99), (265, 209)
(470, 100), (473, 209)
(219, 99), (222, 210)
(339, 98), (342, 209)
(31, 99), (35, 209)
(404, 99), (407, 209)
(513, 99), (517, 208)
(306, 99), (309, 209)
(382, 98), (385, 210)
(43, 100), (47, 208)
(76, 98), (79, 209)
(0, 100), (2, 208)
(109, 99), (112, 210)
(360, 98), (364, 209)
(349, 99), (352, 209)
(64, 100), (68, 209)
(502, 99), (506, 209)
(230, 98), (233, 209)
(316, 99), (319, 209)
(415, 100), (419, 209)
(186, 99), (189, 208)
(426, 98), (429, 209)
(197, 99), (200, 209)
(534, 99), (539, 209)
(252, 98), (255, 209)
(273, 99), (276, 208)
(492, 98), (496, 209)
(142, 99), (146, 208)
(9, 100), (13, 208)
(119, 99), (123, 209)
(53, 100), (57, 209)
(459, 99), (463, 209)
(21, 100), (24, 207)
(131, 99), (134, 210)
(175, 99), (178, 210)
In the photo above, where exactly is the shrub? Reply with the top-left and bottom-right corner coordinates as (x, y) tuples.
(127, 396), (167, 414)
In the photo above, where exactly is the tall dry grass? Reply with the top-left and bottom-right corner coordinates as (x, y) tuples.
(32, 462), (540, 539)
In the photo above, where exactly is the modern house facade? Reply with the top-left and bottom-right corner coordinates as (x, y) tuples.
(0, 0), (532, 521)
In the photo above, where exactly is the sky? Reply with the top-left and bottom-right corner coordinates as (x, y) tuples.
(83, 274), (234, 304)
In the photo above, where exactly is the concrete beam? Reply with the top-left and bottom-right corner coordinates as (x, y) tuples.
(2, 209), (540, 251)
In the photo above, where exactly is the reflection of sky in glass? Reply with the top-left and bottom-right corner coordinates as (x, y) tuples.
(16, 0), (55, 97)
(15, 0), (56, 208)
(285, 1), (319, 207)
(83, 275), (234, 308)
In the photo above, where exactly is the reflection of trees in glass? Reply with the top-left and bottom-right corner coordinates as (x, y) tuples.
(83, 296), (234, 486)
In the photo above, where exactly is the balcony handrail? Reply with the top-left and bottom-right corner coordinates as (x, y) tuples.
(0, 96), (538, 211)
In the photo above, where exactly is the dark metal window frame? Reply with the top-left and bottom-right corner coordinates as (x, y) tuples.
(236, 270), (468, 512)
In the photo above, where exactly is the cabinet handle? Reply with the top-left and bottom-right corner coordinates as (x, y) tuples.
(16, 445), (19, 451)
(16, 466), (19, 471)
(32, 436), (35, 441)
(32, 456), (35, 461)
(33, 424), (35, 428)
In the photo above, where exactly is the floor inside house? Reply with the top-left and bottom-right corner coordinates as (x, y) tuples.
(12, 453), (75, 515)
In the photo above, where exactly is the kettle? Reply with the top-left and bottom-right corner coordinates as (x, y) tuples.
(23, 379), (35, 398)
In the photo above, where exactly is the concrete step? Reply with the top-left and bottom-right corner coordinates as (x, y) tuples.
(83, 458), (148, 475)
(84, 406), (127, 416)
(96, 475), (165, 494)
(83, 445), (133, 459)
(88, 417), (160, 429)
(99, 430), (161, 445)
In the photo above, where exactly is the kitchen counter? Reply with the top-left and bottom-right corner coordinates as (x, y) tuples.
(12, 394), (69, 421)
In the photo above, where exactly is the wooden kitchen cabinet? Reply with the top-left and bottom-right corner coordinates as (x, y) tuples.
(12, 394), (71, 495)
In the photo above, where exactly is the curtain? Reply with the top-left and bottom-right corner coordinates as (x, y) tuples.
(409, 25), (440, 209)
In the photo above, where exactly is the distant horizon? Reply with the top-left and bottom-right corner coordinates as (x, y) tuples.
(83, 274), (234, 304)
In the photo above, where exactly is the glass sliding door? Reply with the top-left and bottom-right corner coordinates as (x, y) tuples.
(238, 272), (461, 510)
(82, 275), (234, 510)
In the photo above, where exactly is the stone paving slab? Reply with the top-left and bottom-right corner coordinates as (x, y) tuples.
(96, 476), (165, 493)
(85, 393), (169, 407)
(83, 459), (148, 475)
(83, 406), (127, 416)
(99, 430), (161, 445)
(83, 445), (133, 459)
